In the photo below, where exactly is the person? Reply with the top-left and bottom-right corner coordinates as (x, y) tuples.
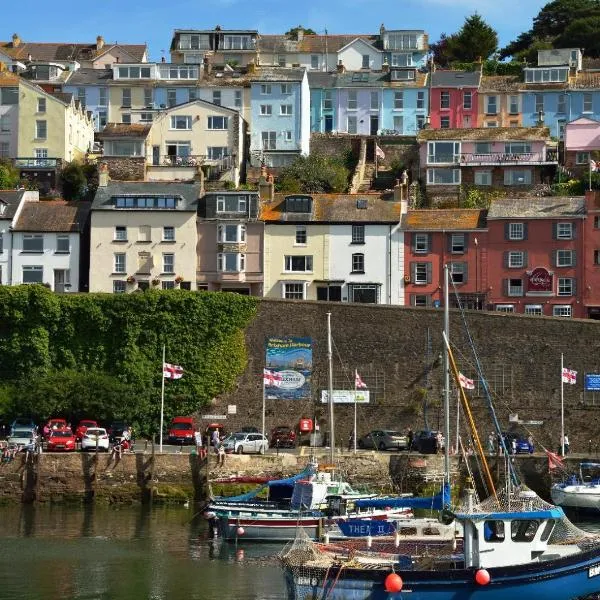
(407, 429), (414, 450)
(563, 434), (570, 455)
(217, 442), (226, 467)
(511, 437), (517, 455)
(194, 428), (205, 458)
(211, 429), (220, 451)
(347, 431), (354, 452)
(527, 435), (534, 454)
(487, 433), (495, 455)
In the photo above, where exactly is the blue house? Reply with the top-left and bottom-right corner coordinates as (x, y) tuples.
(63, 68), (113, 131)
(309, 72), (337, 133)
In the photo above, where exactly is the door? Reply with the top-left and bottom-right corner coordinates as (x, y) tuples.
(324, 115), (333, 132)
(152, 145), (160, 166)
(370, 115), (379, 136)
(53, 269), (68, 293)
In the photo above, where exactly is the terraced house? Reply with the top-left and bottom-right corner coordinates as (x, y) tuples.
(477, 76), (522, 128)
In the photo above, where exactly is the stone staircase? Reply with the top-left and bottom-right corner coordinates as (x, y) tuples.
(357, 162), (376, 193)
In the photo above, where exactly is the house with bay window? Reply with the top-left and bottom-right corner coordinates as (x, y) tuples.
(196, 191), (263, 295)
(89, 174), (200, 292)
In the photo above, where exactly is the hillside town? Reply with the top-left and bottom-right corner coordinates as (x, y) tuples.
(2, 13), (600, 318)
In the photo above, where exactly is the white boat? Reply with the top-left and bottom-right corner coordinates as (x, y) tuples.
(551, 462), (600, 511)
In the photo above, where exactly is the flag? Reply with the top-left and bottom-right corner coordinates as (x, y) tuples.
(591, 159), (598, 173)
(355, 370), (367, 389)
(546, 449), (564, 471)
(375, 144), (385, 160)
(163, 362), (183, 379)
(458, 372), (475, 390)
(263, 368), (282, 387)
(562, 367), (577, 385)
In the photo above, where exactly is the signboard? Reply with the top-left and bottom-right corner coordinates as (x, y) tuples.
(227, 405), (237, 415)
(526, 267), (553, 295)
(202, 414), (227, 420)
(585, 374), (600, 391)
(321, 390), (370, 404)
(338, 520), (396, 537)
(265, 337), (312, 400)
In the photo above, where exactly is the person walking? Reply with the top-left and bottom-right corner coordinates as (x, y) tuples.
(487, 433), (495, 455)
(511, 437), (517, 455)
(211, 429), (220, 452)
(217, 442), (226, 467)
(194, 428), (205, 458)
(563, 434), (570, 455)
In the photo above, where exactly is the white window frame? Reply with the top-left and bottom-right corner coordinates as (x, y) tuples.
(524, 304), (543, 316)
(280, 104), (293, 116)
(207, 116), (229, 130)
(281, 84), (291, 94)
(212, 90), (222, 105)
(463, 91), (472, 110)
(576, 152), (590, 165)
(370, 92), (379, 110)
(282, 282), (305, 299)
(163, 226), (175, 242)
(260, 104), (272, 116)
(56, 235), (70, 254)
(440, 91), (450, 109)
(347, 91), (357, 111)
(295, 225), (307, 245)
(486, 95), (497, 115)
(414, 263), (428, 284)
(508, 278), (524, 296)
(261, 131), (276, 150)
(284, 255), (313, 273)
(504, 169), (532, 185)
(557, 222), (573, 240)
(414, 234), (428, 254)
(557, 277), (574, 297)
(509, 95), (519, 115)
(23, 234), (43, 253)
(260, 84), (272, 95)
(162, 253), (175, 273)
(217, 252), (246, 273)
(35, 120), (47, 139)
(553, 305), (572, 317)
(427, 168), (461, 185)
(474, 170), (492, 186)
(170, 115), (192, 130)
(217, 223), (246, 243)
(393, 91), (404, 110)
(508, 251), (524, 268)
(496, 304), (515, 313)
(310, 55), (319, 70)
(22, 266), (43, 284)
(584, 92), (593, 113)
(114, 226), (127, 241)
(37, 97), (46, 113)
(556, 249), (574, 267)
(216, 195), (248, 213)
(427, 141), (460, 164)
(113, 280), (126, 294)
(450, 233), (465, 254)
(417, 91), (425, 110)
(509, 223), (524, 240)
(114, 253), (126, 273)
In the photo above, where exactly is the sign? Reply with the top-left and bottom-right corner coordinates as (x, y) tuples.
(526, 267), (553, 295)
(265, 337), (312, 400)
(586, 374), (600, 391)
(202, 414), (227, 420)
(321, 390), (370, 404)
(338, 520), (396, 537)
(227, 405), (237, 415)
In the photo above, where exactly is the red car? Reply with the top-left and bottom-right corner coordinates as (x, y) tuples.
(47, 429), (76, 452)
(43, 418), (69, 439)
(270, 425), (297, 448)
(75, 420), (98, 440)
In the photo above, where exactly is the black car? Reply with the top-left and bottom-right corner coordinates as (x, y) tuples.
(107, 421), (129, 444)
(411, 430), (440, 454)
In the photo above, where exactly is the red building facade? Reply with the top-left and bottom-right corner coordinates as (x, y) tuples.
(582, 191), (600, 319)
(429, 70), (481, 129)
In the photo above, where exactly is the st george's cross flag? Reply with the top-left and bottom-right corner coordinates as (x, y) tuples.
(163, 363), (184, 379)
(562, 367), (577, 385)
(459, 372), (475, 390)
(263, 368), (283, 387)
(355, 370), (368, 389)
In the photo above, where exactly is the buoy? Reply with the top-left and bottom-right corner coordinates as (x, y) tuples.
(475, 569), (490, 585)
(384, 573), (403, 593)
(237, 526), (245, 536)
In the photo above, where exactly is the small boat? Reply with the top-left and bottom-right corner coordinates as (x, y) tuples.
(551, 462), (600, 512)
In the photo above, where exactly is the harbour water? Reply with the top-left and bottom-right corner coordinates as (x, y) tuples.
(0, 504), (598, 600)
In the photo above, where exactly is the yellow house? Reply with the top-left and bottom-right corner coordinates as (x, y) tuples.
(477, 76), (523, 128)
(89, 169), (201, 293)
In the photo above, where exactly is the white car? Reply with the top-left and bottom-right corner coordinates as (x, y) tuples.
(223, 432), (269, 454)
(8, 428), (37, 449)
(81, 427), (110, 452)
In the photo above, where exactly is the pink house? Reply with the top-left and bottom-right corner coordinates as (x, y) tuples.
(564, 117), (600, 177)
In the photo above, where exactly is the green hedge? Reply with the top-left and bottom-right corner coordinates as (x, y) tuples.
(0, 286), (258, 435)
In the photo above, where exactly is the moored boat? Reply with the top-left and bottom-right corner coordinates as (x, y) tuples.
(551, 462), (600, 512)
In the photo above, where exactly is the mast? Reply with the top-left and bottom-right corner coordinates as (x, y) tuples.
(443, 265), (451, 492)
(327, 312), (335, 464)
(561, 353), (565, 456)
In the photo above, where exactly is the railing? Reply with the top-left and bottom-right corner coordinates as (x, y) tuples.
(14, 158), (59, 168)
(508, 286), (523, 296)
(152, 155), (233, 170)
(459, 151), (558, 165)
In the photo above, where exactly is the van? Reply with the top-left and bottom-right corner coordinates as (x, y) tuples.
(167, 416), (195, 445)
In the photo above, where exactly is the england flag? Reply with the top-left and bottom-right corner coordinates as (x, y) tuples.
(263, 368), (283, 387)
(163, 363), (184, 379)
(562, 367), (577, 385)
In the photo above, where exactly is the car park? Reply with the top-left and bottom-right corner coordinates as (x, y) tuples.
(47, 429), (76, 452)
(222, 432), (268, 454)
(358, 430), (409, 451)
(270, 425), (297, 448)
(80, 428), (110, 452)
(75, 420), (98, 441)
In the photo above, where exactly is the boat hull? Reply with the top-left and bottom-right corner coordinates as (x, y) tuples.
(284, 546), (600, 600)
(551, 484), (600, 511)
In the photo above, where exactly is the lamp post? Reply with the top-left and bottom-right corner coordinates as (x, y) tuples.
(474, 237), (479, 309)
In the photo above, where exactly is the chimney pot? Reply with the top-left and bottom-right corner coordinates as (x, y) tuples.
(98, 162), (109, 187)
(296, 27), (304, 42)
(12, 33), (21, 48)
(96, 35), (104, 51)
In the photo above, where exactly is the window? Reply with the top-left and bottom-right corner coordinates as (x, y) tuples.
(310, 55), (319, 70)
(284, 130), (293, 141)
(260, 104), (272, 116)
(260, 84), (272, 95)
(525, 304), (543, 316)
(576, 152), (590, 165)
(535, 94), (544, 114)
(524, 68), (569, 83)
(99, 87), (107, 106)
(558, 277), (574, 296)
(118, 66), (152, 78)
(394, 91), (404, 109)
(261, 131), (276, 150)
(142, 87), (153, 107)
(417, 91), (425, 110)
(212, 90), (221, 106)
(361, 54), (370, 69)
(595, 249), (600, 265)
(234, 90), (242, 107)
(553, 305), (572, 317)
(222, 34), (252, 50)
(121, 114), (131, 124)
(584, 92), (593, 113)
(474, 170), (492, 186)
(216, 195), (247, 213)
(56, 235), (70, 253)
(428, 141), (460, 164)
(323, 91), (333, 110)
(167, 89), (177, 107)
(122, 88), (131, 108)
(348, 283), (379, 303)
(391, 53), (412, 67)
(496, 305), (515, 313)
(280, 84), (291, 94)
(348, 91), (357, 110)
(557, 94), (566, 114)
(507, 251), (525, 268)
(486, 96), (497, 115)
(22, 266), (43, 283)
(23, 234), (43, 253)
(162, 253), (175, 273)
(317, 285), (342, 301)
(163, 226), (175, 242)
(505, 142), (532, 154)
(285, 255), (313, 272)
(508, 278), (524, 296)
(170, 115), (192, 130)
(347, 116), (357, 134)
(114, 253), (126, 273)
(0, 88), (18, 105)
(206, 146), (228, 160)
(440, 91), (450, 109)
(413, 233), (429, 254)
(509, 95), (519, 114)
(208, 116), (228, 129)
(295, 225), (307, 245)
(283, 282), (305, 299)
(415, 114), (425, 130)
(413, 262), (431, 284)
(105, 140), (143, 156)
(393, 116), (404, 132)
(217, 252), (245, 272)
(113, 280), (126, 294)
(277, 55), (286, 67)
(280, 104), (293, 116)
(440, 116), (450, 128)
(450, 262), (467, 284)
(352, 253), (365, 273)
(556, 249), (575, 267)
(556, 222), (573, 240)
(504, 170), (532, 185)
(450, 233), (465, 253)
(370, 92), (379, 110)
(483, 520), (505, 543)
(463, 91), (472, 110)
(508, 223), (525, 240)
(98, 110), (107, 129)
(218, 224), (246, 243)
(0, 142), (8, 157)
(140, 113), (153, 122)
(411, 294), (431, 307)
(0, 115), (9, 132)
(37, 97), (46, 113)
(115, 226), (127, 241)
(161, 281), (175, 290)
(35, 120), (47, 139)
(427, 168), (460, 185)
(35, 148), (48, 160)
(485, 121), (498, 128)
(352, 224), (365, 244)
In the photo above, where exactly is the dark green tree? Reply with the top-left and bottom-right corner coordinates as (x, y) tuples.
(446, 14), (498, 62)
(558, 16), (600, 57)
(0, 159), (19, 189)
(285, 25), (317, 39)
(60, 161), (87, 200)
(277, 152), (350, 193)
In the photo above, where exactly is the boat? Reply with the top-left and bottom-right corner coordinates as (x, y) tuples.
(551, 462), (600, 512)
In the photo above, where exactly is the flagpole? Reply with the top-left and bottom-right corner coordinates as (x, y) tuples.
(159, 344), (166, 454)
(456, 387), (460, 456)
(262, 375), (266, 442)
(561, 353), (565, 457)
(353, 370), (357, 454)
(590, 159), (593, 192)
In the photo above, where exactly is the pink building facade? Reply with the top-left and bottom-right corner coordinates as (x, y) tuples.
(564, 117), (600, 177)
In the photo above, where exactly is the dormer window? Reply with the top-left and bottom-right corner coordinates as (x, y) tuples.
(285, 195), (312, 213)
(524, 68), (568, 83)
(391, 69), (415, 81)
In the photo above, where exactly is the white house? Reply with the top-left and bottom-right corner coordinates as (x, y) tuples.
(337, 38), (383, 72)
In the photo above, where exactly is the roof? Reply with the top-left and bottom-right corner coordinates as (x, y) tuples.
(92, 182), (201, 211)
(479, 75), (521, 93)
(431, 70), (481, 88)
(258, 34), (381, 54)
(417, 126), (551, 142)
(65, 67), (113, 85)
(260, 193), (402, 223)
(337, 37), (381, 54)
(49, 91), (73, 105)
(570, 72), (600, 90)
(250, 67), (306, 82)
(487, 197), (586, 219)
(307, 71), (337, 88)
(402, 209), (486, 231)
(0, 190), (26, 220)
(0, 70), (20, 87)
(13, 200), (90, 232)
(98, 123), (151, 139)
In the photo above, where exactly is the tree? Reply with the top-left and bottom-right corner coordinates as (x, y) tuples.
(285, 25), (317, 39)
(558, 16), (600, 57)
(60, 161), (87, 200)
(0, 160), (19, 189)
(276, 153), (350, 193)
(429, 33), (455, 67)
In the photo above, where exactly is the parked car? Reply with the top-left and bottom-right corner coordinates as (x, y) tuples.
(358, 430), (409, 451)
(9, 418), (36, 435)
(107, 421), (129, 444)
(8, 428), (37, 448)
(75, 420), (98, 441)
(167, 416), (195, 445)
(503, 433), (533, 454)
(47, 418), (68, 431)
(411, 430), (441, 454)
(270, 425), (297, 448)
(47, 429), (76, 452)
(222, 432), (268, 454)
(80, 427), (110, 452)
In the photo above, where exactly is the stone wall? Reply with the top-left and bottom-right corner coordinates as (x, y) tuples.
(309, 133), (355, 158)
(102, 157), (146, 181)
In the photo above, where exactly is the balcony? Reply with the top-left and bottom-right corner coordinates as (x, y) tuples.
(152, 155), (233, 169)
(459, 150), (558, 166)
(217, 271), (246, 283)
(14, 157), (59, 168)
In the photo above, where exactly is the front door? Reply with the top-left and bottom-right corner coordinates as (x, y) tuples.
(370, 115), (379, 136)
(324, 115), (333, 132)
(152, 145), (160, 166)
(54, 269), (68, 293)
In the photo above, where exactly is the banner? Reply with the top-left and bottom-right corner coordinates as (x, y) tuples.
(585, 374), (600, 391)
(264, 337), (312, 400)
(321, 390), (370, 404)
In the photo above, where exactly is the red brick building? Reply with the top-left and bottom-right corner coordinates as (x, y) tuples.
(582, 191), (600, 319)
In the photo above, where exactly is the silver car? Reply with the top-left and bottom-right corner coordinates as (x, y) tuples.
(8, 428), (37, 449)
(223, 432), (269, 454)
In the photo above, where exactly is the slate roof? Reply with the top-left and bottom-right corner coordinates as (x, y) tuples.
(250, 67), (306, 82)
(401, 209), (486, 231)
(0, 190), (26, 220)
(431, 70), (481, 88)
(307, 72), (337, 88)
(93, 182), (201, 211)
(258, 34), (381, 54)
(49, 91), (73, 105)
(307, 69), (427, 88)
(261, 193), (402, 223)
(13, 200), (90, 232)
(65, 68), (114, 85)
(487, 197), (586, 219)
(479, 75), (521, 93)
(98, 123), (151, 139)
(417, 126), (551, 142)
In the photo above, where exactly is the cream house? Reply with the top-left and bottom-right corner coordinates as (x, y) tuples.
(89, 168), (200, 292)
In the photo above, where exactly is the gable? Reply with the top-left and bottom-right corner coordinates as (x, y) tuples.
(92, 45), (142, 67)
(338, 37), (380, 56)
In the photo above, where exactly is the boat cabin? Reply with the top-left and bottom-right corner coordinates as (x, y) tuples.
(290, 472), (369, 511)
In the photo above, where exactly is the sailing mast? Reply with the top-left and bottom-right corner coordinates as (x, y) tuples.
(327, 312), (335, 465)
(443, 266), (451, 495)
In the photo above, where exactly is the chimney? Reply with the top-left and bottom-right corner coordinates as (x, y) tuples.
(296, 27), (304, 42)
(96, 35), (105, 51)
(337, 60), (345, 74)
(12, 33), (21, 48)
(258, 168), (274, 202)
(27, 53), (32, 62)
(161, 56), (166, 63)
(98, 162), (109, 187)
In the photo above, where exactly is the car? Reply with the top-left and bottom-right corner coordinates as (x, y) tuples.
(8, 428), (37, 449)
(357, 430), (409, 451)
(503, 433), (533, 454)
(167, 416), (195, 445)
(411, 430), (442, 454)
(9, 418), (36, 435)
(46, 429), (76, 452)
(270, 425), (297, 448)
(107, 421), (129, 444)
(222, 432), (269, 454)
(75, 420), (98, 441)
(80, 427), (110, 452)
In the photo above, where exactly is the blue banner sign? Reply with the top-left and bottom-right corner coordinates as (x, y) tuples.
(585, 374), (600, 391)
(264, 337), (312, 400)
(337, 520), (397, 537)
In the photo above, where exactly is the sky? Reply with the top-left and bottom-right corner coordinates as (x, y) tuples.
(2, 0), (548, 61)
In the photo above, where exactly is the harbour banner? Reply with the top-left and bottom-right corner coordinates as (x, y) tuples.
(585, 374), (600, 391)
(321, 390), (370, 404)
(264, 337), (312, 400)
